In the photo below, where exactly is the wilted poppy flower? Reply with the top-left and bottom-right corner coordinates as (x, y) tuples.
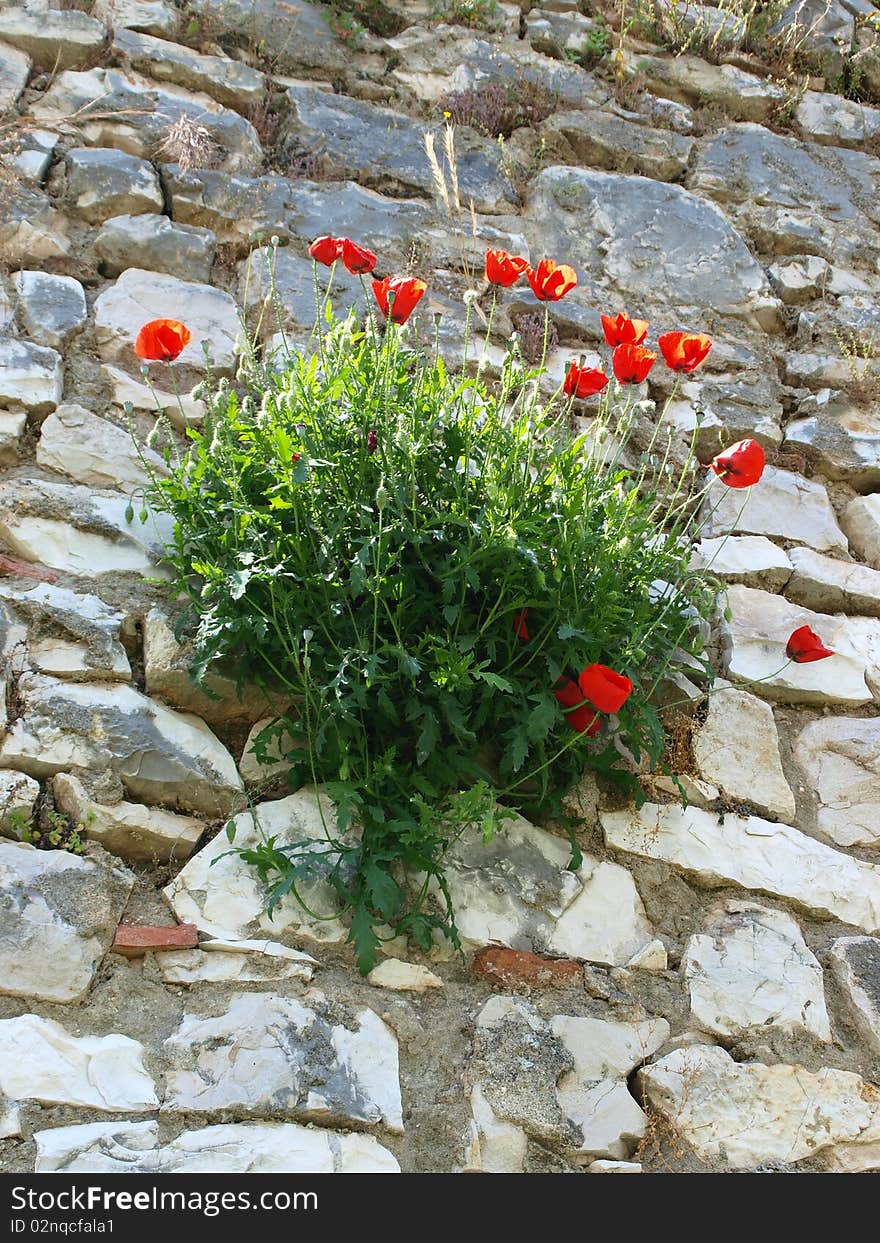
(578, 663), (633, 714)
(372, 274), (427, 324)
(709, 439), (765, 488)
(309, 235), (343, 265)
(485, 248), (529, 287)
(786, 625), (834, 663)
(526, 258), (578, 302)
(366, 429), (378, 454)
(612, 343), (657, 385)
(658, 331), (713, 373)
(564, 361), (609, 399)
(600, 312), (649, 348)
(554, 678), (602, 735)
(134, 319), (192, 362)
(341, 238), (377, 274)
(513, 609), (530, 642)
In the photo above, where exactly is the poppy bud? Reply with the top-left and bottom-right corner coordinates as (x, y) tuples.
(367, 429), (378, 454)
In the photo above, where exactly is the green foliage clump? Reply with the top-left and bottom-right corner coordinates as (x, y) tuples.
(147, 289), (715, 971)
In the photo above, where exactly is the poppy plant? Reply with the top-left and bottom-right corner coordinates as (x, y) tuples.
(372, 274), (427, 325)
(578, 663), (633, 714)
(308, 235), (342, 266)
(612, 343), (657, 385)
(485, 248), (529, 287)
(563, 361), (609, 399)
(526, 258), (578, 302)
(341, 238), (377, 274)
(513, 609), (530, 642)
(134, 319), (192, 362)
(554, 678), (602, 735)
(786, 625), (835, 663)
(600, 312), (649, 348)
(709, 439), (765, 488)
(658, 331), (713, 374)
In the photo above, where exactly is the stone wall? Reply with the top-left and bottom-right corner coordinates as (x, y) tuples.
(1, 0), (880, 1175)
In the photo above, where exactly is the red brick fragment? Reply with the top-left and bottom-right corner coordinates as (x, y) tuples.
(112, 923), (199, 957)
(472, 946), (583, 990)
(0, 553), (57, 583)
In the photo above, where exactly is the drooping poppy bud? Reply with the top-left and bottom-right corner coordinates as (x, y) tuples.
(553, 678), (602, 735)
(709, 439), (765, 488)
(612, 343), (656, 385)
(341, 237), (377, 274)
(786, 625), (835, 663)
(658, 331), (713, 373)
(525, 258), (578, 302)
(563, 361), (609, 399)
(372, 274), (427, 324)
(366, 429), (378, 454)
(485, 248), (530, 287)
(308, 235), (343, 265)
(578, 663), (633, 714)
(600, 312), (649, 348)
(513, 609), (530, 642)
(134, 319), (192, 362)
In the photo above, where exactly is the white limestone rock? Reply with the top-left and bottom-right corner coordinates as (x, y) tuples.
(690, 534), (793, 592)
(239, 715), (300, 784)
(639, 1045), (880, 1171)
(443, 810), (656, 967)
(0, 579), (130, 682)
(796, 90), (880, 148)
(94, 267), (241, 372)
(367, 959), (444, 992)
(0, 1102), (21, 1140)
(165, 788), (350, 943)
(692, 683), (795, 820)
(14, 271), (87, 349)
(0, 410), (27, 467)
(0, 1014), (156, 1112)
(53, 773), (204, 864)
(0, 674), (242, 817)
(683, 900), (830, 1042)
(0, 338), (62, 413)
(720, 584), (872, 707)
(795, 716), (880, 849)
(767, 255), (830, 305)
(786, 546), (880, 616)
(843, 494), (880, 570)
(35, 1119), (400, 1173)
(0, 840), (133, 1004)
(588, 1159), (642, 1172)
(93, 213), (215, 281)
(0, 39), (30, 112)
(92, 0), (179, 37)
(602, 802), (880, 934)
(113, 28), (266, 111)
(148, 938), (317, 985)
(705, 465), (847, 552)
(0, 770), (39, 837)
(103, 363), (205, 428)
(828, 937), (880, 1055)
(163, 992), (403, 1132)
(37, 404), (168, 490)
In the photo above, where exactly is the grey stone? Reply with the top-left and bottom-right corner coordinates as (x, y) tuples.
(0, 579), (130, 682)
(113, 28), (266, 111)
(0, 673), (243, 817)
(281, 84), (517, 214)
(620, 52), (785, 122)
(93, 0), (180, 36)
(163, 992), (403, 1131)
(36, 403), (168, 491)
(767, 255), (830, 305)
(0, 337), (62, 413)
(14, 271), (87, 349)
(184, 0), (353, 77)
(0, 6), (105, 70)
(0, 412), (26, 468)
(32, 68), (263, 175)
(7, 128), (57, 183)
(239, 245), (364, 341)
(773, 0), (855, 73)
(0, 39), (30, 111)
(829, 937), (880, 1054)
(541, 107), (693, 182)
(0, 771), (39, 838)
(795, 716), (880, 848)
(663, 369), (785, 451)
(93, 213), (215, 281)
(786, 546), (880, 616)
(784, 392), (880, 491)
(55, 147), (164, 224)
(0, 186), (70, 266)
(0, 841), (133, 1004)
(796, 90), (880, 147)
(162, 164), (298, 247)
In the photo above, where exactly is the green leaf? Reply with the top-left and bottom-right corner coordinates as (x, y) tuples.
(349, 903), (380, 975)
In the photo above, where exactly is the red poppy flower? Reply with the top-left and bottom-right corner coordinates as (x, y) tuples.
(485, 248), (529, 287)
(563, 361), (609, 399)
(526, 258), (578, 302)
(658, 331), (713, 373)
(786, 625), (835, 663)
(134, 319), (192, 362)
(709, 439), (765, 488)
(612, 343), (657, 385)
(309, 235), (343, 265)
(341, 238), (377, 274)
(554, 678), (602, 735)
(513, 609), (530, 642)
(578, 663), (633, 714)
(372, 274), (427, 325)
(600, 312), (649, 348)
